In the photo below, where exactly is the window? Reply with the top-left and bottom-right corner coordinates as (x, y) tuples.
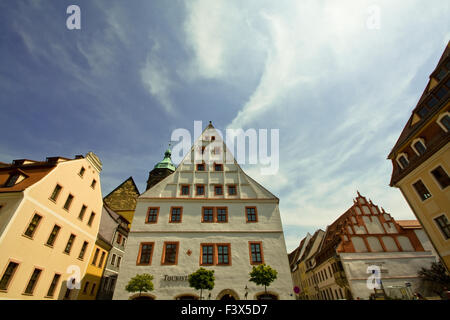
(117, 233), (123, 244)
(0, 261), (19, 291)
(24, 268), (42, 294)
(90, 283), (96, 295)
(196, 163), (205, 171)
(83, 281), (89, 294)
(217, 244), (230, 265)
(110, 278), (116, 292)
(98, 251), (106, 268)
(169, 207), (182, 223)
(146, 207), (159, 223)
(180, 185), (190, 196)
(87, 212), (96, 226)
(49, 184), (62, 202)
(201, 245), (214, 265)
(249, 242), (263, 264)
(214, 185), (223, 196)
(436, 68), (447, 81)
(196, 184), (205, 196)
(24, 213), (42, 238)
(228, 185), (237, 195)
(92, 248), (100, 265)
(434, 215), (450, 240)
(91, 179), (97, 189)
(413, 140), (426, 156)
(79, 241), (88, 260)
(63, 194), (74, 211)
(162, 242), (179, 265)
(78, 205), (87, 220)
(137, 243), (153, 265)
(216, 207), (228, 222)
(103, 278), (110, 291)
(246, 207), (258, 222)
(439, 114), (450, 131)
(46, 274), (61, 297)
(214, 163), (223, 171)
(5, 174), (20, 187)
(436, 86), (448, 99)
(412, 180), (432, 201)
(111, 254), (116, 265)
(117, 257), (121, 268)
(211, 136), (215, 141)
(202, 207), (214, 222)
(64, 234), (76, 254)
(431, 166), (450, 189)
(79, 167), (86, 177)
(397, 155), (409, 169)
(46, 225), (61, 247)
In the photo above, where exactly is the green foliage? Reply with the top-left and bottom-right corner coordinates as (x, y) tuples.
(188, 268), (215, 299)
(125, 273), (154, 295)
(418, 261), (450, 295)
(249, 264), (278, 293)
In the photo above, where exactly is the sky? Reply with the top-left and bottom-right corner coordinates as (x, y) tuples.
(0, 0), (449, 252)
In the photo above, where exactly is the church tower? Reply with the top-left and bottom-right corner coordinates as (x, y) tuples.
(145, 148), (176, 191)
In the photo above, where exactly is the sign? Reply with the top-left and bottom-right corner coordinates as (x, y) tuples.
(163, 275), (189, 282)
(294, 286), (300, 294)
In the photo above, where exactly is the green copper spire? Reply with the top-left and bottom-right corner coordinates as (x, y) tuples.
(154, 148), (176, 171)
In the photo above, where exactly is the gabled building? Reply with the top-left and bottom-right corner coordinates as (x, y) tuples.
(388, 41), (450, 271)
(96, 205), (130, 300)
(113, 123), (294, 300)
(103, 177), (139, 224)
(0, 153), (103, 300)
(311, 193), (436, 300)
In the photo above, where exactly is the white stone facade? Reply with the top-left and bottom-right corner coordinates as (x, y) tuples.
(113, 125), (294, 300)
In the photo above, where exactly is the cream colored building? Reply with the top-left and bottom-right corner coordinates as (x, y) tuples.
(0, 153), (103, 300)
(388, 41), (450, 271)
(114, 123), (294, 300)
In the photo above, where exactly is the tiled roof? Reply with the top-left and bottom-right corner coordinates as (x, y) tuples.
(397, 220), (421, 229)
(0, 161), (56, 193)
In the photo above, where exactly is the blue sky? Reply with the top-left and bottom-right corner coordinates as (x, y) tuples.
(1, 0), (449, 251)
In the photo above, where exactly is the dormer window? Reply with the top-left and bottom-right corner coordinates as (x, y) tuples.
(5, 174), (20, 187)
(396, 153), (409, 169)
(436, 68), (447, 81)
(437, 112), (450, 132)
(412, 138), (426, 156)
(196, 163), (205, 171)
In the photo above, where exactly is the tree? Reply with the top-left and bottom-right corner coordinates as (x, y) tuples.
(249, 264), (278, 294)
(188, 268), (215, 300)
(125, 273), (154, 297)
(418, 261), (450, 296)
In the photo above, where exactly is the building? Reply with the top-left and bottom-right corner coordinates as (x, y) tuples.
(96, 204), (129, 300)
(290, 193), (437, 300)
(388, 41), (450, 271)
(146, 148), (176, 191)
(77, 233), (111, 300)
(103, 177), (140, 224)
(113, 123), (294, 300)
(0, 153), (103, 300)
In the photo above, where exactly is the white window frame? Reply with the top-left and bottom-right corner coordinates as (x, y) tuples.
(437, 111), (450, 132)
(396, 153), (409, 169)
(411, 138), (426, 156)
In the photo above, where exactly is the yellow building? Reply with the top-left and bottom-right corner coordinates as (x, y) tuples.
(77, 235), (111, 300)
(0, 153), (103, 300)
(103, 177), (139, 225)
(388, 41), (450, 271)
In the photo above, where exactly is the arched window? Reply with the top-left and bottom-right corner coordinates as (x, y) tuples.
(411, 138), (426, 156)
(396, 153), (409, 169)
(437, 112), (450, 132)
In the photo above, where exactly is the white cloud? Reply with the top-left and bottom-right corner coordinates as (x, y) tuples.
(140, 42), (175, 114)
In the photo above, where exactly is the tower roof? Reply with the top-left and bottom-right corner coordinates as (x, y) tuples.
(154, 148), (176, 171)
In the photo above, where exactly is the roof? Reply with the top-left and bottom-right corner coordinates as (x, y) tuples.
(397, 220), (422, 229)
(0, 161), (56, 193)
(154, 149), (176, 171)
(388, 41), (450, 158)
